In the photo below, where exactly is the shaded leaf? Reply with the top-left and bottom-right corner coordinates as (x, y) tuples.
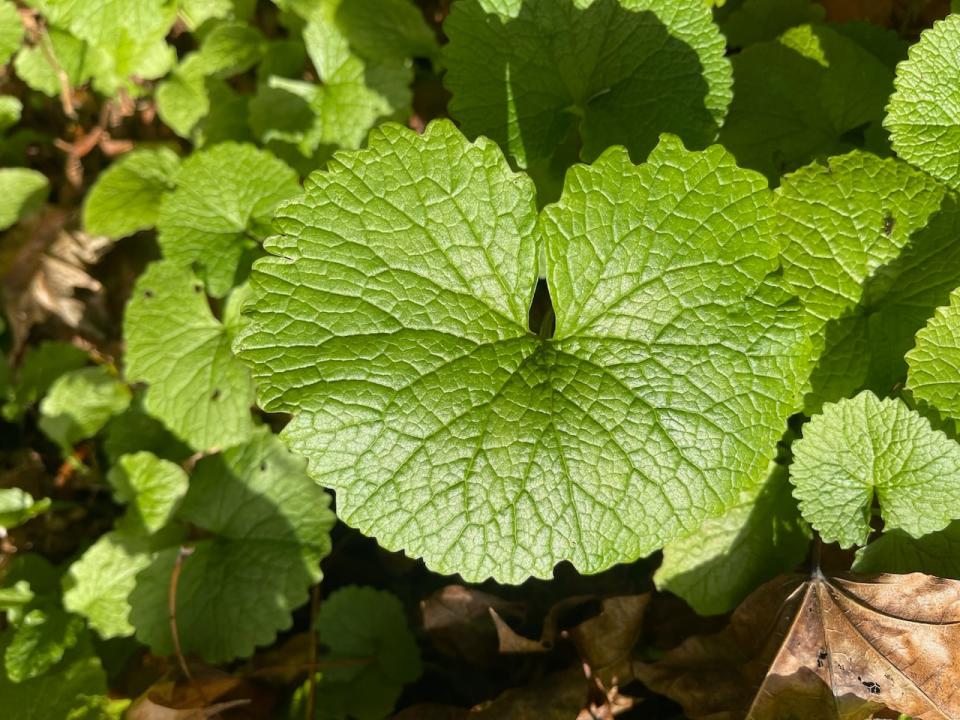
(38, 366), (131, 449)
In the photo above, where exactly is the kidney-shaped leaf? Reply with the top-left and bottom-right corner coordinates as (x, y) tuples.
(236, 120), (811, 583)
(907, 287), (960, 425)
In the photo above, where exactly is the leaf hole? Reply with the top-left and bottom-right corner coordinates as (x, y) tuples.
(211, 389), (221, 400)
(194, 284), (204, 294)
(143, 289), (154, 298)
(260, 461), (267, 472)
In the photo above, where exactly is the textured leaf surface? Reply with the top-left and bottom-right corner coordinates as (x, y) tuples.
(107, 452), (189, 534)
(38, 366), (131, 449)
(774, 152), (955, 410)
(124, 261), (256, 451)
(130, 429), (334, 662)
(443, 0), (731, 169)
(719, 25), (894, 179)
(655, 464), (810, 616)
(0, 168), (49, 231)
(886, 14), (960, 191)
(791, 391), (960, 548)
(305, 586), (422, 720)
(102, 393), (192, 465)
(237, 120), (810, 582)
(907, 288), (960, 424)
(157, 143), (300, 296)
(4, 607), (83, 682)
(83, 148), (180, 239)
(0, 0), (23, 66)
(332, 0), (436, 61)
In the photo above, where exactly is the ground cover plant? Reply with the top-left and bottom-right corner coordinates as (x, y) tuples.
(2, 0), (960, 717)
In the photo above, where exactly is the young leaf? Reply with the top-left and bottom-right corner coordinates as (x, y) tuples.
(107, 452), (189, 534)
(655, 464), (810, 616)
(83, 148), (180, 239)
(4, 607), (84, 682)
(130, 428), (335, 662)
(156, 143), (300, 296)
(906, 288), (960, 425)
(0, 0), (22, 67)
(0, 168), (48, 230)
(236, 120), (811, 583)
(38, 366), (132, 450)
(123, 261), (256, 451)
(790, 391), (960, 548)
(443, 0), (732, 169)
(886, 14), (960, 191)
(0, 489), (51, 530)
(293, 586), (422, 720)
(719, 24), (894, 180)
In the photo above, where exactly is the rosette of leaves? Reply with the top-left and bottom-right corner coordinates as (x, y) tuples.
(236, 120), (811, 583)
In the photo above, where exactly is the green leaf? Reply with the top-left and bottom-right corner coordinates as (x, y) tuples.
(0, 582), (34, 611)
(719, 24), (894, 180)
(790, 391), (960, 548)
(443, 0), (732, 170)
(4, 607), (84, 682)
(102, 393), (193, 465)
(108, 452), (189, 534)
(4, 342), (90, 422)
(907, 288), (960, 425)
(655, 464), (810, 615)
(886, 14), (960, 191)
(332, 0), (436, 61)
(130, 428), (335, 662)
(0, 633), (107, 720)
(12, 27), (108, 98)
(295, 586), (421, 720)
(0, 95), (23, 132)
(156, 143), (300, 296)
(0, 0), (22, 66)
(774, 152), (948, 410)
(38, 366), (131, 449)
(155, 55), (210, 137)
(0, 490), (51, 530)
(83, 148), (180, 239)
(123, 261), (256, 451)
(236, 120), (811, 582)
(0, 168), (49, 231)
(854, 523), (960, 579)
(62, 529), (180, 639)
(718, 0), (824, 48)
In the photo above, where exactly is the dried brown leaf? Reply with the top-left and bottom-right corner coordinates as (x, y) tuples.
(0, 207), (111, 353)
(635, 571), (960, 719)
(421, 585), (524, 664)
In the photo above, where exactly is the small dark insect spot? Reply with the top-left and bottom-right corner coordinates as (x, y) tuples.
(211, 389), (221, 400)
(194, 284), (204, 293)
(144, 289), (154, 298)
(883, 214), (895, 236)
(816, 649), (828, 668)
(260, 461), (267, 472)
(862, 680), (881, 695)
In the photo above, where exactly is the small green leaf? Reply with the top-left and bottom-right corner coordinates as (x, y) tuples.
(38, 366), (131, 450)
(130, 428), (335, 662)
(5, 341), (89, 421)
(443, 0), (732, 171)
(0, 582), (34, 611)
(295, 586), (421, 720)
(718, 0), (824, 48)
(0, 0), (22, 66)
(4, 607), (84, 682)
(156, 143), (300, 296)
(0, 168), (49, 231)
(886, 14), (960, 191)
(12, 27), (108, 98)
(0, 95), (23, 132)
(907, 288), (960, 425)
(123, 261), (256, 451)
(0, 490), (51, 531)
(791, 391), (960, 548)
(108, 452), (189, 534)
(655, 464), (810, 615)
(83, 147), (180, 239)
(237, 121), (811, 582)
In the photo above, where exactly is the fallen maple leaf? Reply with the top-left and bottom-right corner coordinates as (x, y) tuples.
(635, 570), (960, 719)
(0, 207), (111, 354)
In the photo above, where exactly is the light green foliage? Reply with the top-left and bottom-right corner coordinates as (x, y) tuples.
(156, 143), (300, 296)
(443, 0), (732, 172)
(855, 522), (960, 579)
(179, 0), (254, 29)
(123, 262), (256, 451)
(130, 429), (335, 662)
(38, 366), (131, 450)
(0, 168), (49, 230)
(295, 586), (421, 720)
(236, 121), (810, 582)
(0, 96), (23, 132)
(791, 391), (960, 548)
(108, 452), (189, 534)
(0, 490), (51, 530)
(655, 464), (810, 615)
(719, 24), (894, 179)
(0, 582), (34, 611)
(63, 529), (180, 639)
(0, 0), (22, 66)
(3, 342), (89, 421)
(4, 607), (84, 682)
(83, 148), (181, 239)
(907, 288), (960, 424)
(31, 0), (177, 95)
(886, 14), (960, 191)
(13, 28), (107, 97)
(719, 0), (824, 47)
